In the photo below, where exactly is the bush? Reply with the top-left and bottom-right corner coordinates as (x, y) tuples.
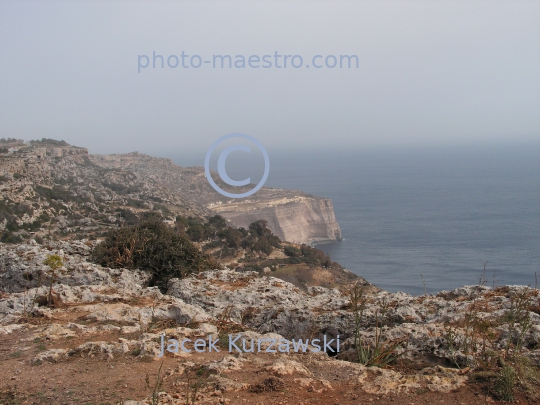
(34, 185), (88, 204)
(5, 221), (19, 232)
(239, 220), (281, 255)
(91, 218), (220, 291)
(187, 223), (207, 241)
(300, 244), (333, 267)
(491, 364), (516, 402)
(115, 208), (139, 225)
(218, 228), (243, 249)
(0, 232), (23, 243)
(202, 240), (223, 251)
(208, 215), (227, 229)
(127, 199), (145, 208)
(243, 264), (263, 273)
(175, 215), (189, 229)
(284, 245), (301, 257)
(30, 138), (69, 146)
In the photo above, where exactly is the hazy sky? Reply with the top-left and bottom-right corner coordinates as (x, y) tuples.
(1, 0), (539, 158)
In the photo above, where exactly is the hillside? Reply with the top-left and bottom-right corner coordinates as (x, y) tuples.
(0, 139), (356, 291)
(0, 140), (340, 245)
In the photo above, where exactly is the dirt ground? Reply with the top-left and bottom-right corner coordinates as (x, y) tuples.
(0, 326), (531, 405)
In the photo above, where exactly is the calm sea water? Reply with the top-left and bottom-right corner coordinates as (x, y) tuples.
(175, 143), (540, 295)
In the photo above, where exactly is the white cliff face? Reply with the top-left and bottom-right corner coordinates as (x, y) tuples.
(213, 196), (342, 244)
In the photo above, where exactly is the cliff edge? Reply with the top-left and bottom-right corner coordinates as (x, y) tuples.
(0, 142), (342, 244)
(211, 195), (342, 244)
(89, 151), (342, 244)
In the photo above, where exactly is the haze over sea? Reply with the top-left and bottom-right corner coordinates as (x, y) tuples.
(175, 143), (540, 296)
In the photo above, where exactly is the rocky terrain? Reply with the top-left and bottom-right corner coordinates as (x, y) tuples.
(1, 240), (539, 404)
(0, 139), (341, 245)
(0, 142), (203, 242)
(90, 151), (342, 244)
(2, 139), (540, 404)
(0, 137), (357, 320)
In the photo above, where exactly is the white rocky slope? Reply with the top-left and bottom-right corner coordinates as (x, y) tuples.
(168, 269), (540, 367)
(1, 240), (540, 404)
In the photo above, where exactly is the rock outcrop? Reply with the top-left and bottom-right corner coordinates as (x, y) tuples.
(1, 143), (342, 244)
(3, 241), (539, 370)
(90, 151), (343, 243)
(211, 195), (342, 243)
(1, 240), (540, 403)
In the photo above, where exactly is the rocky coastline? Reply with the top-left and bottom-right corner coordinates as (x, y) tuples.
(1, 240), (539, 404)
(2, 140), (539, 404)
(1, 142), (341, 245)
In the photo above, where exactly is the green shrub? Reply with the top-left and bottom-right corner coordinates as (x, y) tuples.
(208, 215), (227, 229)
(43, 254), (63, 271)
(127, 199), (145, 208)
(34, 185), (88, 204)
(91, 218), (221, 291)
(237, 220), (281, 255)
(491, 364), (516, 402)
(284, 245), (301, 257)
(202, 240), (223, 251)
(175, 215), (189, 228)
(115, 208), (139, 225)
(217, 228), (243, 249)
(30, 138), (69, 146)
(242, 264), (263, 273)
(5, 221), (19, 232)
(187, 223), (207, 241)
(0, 232), (23, 244)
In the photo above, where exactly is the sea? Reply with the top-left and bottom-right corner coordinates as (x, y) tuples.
(173, 143), (540, 295)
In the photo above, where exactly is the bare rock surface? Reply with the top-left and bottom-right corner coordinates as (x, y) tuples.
(0, 240), (151, 293)
(168, 269), (540, 368)
(1, 240), (540, 404)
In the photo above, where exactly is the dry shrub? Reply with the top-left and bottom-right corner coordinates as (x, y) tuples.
(251, 377), (285, 393)
(91, 218), (221, 291)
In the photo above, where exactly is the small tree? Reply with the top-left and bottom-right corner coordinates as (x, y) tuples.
(43, 254), (63, 306)
(91, 218), (220, 292)
(208, 215), (227, 230)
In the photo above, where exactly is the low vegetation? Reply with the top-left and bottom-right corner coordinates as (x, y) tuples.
(350, 285), (407, 367)
(442, 285), (540, 402)
(89, 213), (345, 295)
(29, 138), (69, 146)
(173, 214), (339, 271)
(43, 254), (64, 306)
(345, 276), (540, 404)
(91, 217), (221, 291)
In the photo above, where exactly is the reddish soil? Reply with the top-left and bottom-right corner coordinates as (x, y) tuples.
(0, 328), (533, 405)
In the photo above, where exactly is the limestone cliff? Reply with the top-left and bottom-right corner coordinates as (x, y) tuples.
(89, 153), (342, 244)
(211, 195), (342, 244)
(1, 143), (342, 244)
